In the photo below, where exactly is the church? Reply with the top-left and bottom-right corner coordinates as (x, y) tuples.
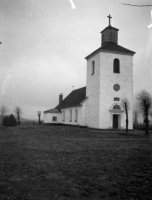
(43, 15), (135, 130)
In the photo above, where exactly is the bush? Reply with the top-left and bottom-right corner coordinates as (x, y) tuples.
(2, 116), (10, 127)
(9, 114), (17, 126)
(2, 114), (17, 127)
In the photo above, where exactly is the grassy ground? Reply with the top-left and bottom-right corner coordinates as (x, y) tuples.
(0, 125), (152, 200)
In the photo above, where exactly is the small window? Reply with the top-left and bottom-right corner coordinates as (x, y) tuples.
(69, 109), (72, 122)
(113, 105), (121, 110)
(113, 59), (120, 73)
(63, 110), (65, 121)
(114, 97), (120, 101)
(91, 61), (95, 75)
(52, 116), (57, 122)
(75, 109), (78, 122)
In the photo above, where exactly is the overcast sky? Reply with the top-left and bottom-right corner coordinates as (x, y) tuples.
(0, 0), (152, 120)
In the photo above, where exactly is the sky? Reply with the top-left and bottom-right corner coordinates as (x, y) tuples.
(0, 0), (152, 120)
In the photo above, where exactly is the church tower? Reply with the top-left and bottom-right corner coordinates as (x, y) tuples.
(85, 15), (135, 129)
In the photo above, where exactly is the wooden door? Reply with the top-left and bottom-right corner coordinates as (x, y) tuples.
(113, 114), (118, 129)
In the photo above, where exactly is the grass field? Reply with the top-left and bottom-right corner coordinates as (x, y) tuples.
(0, 125), (152, 200)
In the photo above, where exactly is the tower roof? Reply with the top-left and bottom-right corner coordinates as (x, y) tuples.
(85, 42), (136, 60)
(100, 25), (119, 33)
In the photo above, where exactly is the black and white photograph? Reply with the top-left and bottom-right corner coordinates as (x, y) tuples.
(0, 0), (152, 199)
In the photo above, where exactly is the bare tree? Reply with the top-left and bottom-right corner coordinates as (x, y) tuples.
(14, 107), (22, 125)
(122, 3), (152, 7)
(136, 90), (152, 135)
(37, 111), (41, 125)
(0, 105), (8, 122)
(121, 97), (130, 133)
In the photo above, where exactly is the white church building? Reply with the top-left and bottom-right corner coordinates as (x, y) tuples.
(44, 15), (135, 130)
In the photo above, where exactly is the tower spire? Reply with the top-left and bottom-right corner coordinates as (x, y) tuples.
(101, 15), (119, 45)
(107, 14), (112, 26)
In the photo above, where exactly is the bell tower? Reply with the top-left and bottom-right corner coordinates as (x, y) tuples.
(85, 15), (135, 130)
(101, 15), (119, 45)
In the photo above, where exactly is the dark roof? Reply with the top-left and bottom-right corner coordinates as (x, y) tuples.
(100, 25), (119, 33)
(44, 108), (61, 113)
(85, 42), (136, 60)
(56, 87), (86, 109)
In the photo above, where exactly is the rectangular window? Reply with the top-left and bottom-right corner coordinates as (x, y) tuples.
(52, 116), (57, 122)
(69, 110), (72, 122)
(114, 97), (120, 101)
(63, 110), (65, 121)
(75, 109), (78, 122)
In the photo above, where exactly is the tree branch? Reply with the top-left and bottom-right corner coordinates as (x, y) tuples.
(122, 3), (152, 7)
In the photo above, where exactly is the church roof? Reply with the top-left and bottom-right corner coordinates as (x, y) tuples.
(43, 108), (61, 113)
(85, 42), (136, 60)
(56, 87), (86, 109)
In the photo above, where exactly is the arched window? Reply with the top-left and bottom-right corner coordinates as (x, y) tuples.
(63, 110), (65, 121)
(91, 61), (95, 75)
(75, 109), (78, 122)
(69, 109), (72, 122)
(113, 59), (120, 73)
(113, 105), (121, 110)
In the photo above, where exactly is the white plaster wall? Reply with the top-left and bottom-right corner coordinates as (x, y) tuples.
(43, 104), (87, 126)
(99, 52), (133, 129)
(86, 54), (100, 128)
(81, 101), (88, 126)
(43, 113), (62, 123)
(61, 107), (83, 126)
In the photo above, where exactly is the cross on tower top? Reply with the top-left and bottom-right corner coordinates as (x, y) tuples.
(107, 14), (112, 26)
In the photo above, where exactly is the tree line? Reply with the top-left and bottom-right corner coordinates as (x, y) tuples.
(0, 106), (22, 127)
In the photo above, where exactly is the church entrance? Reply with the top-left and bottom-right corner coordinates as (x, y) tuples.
(113, 114), (119, 129)
(110, 104), (123, 129)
